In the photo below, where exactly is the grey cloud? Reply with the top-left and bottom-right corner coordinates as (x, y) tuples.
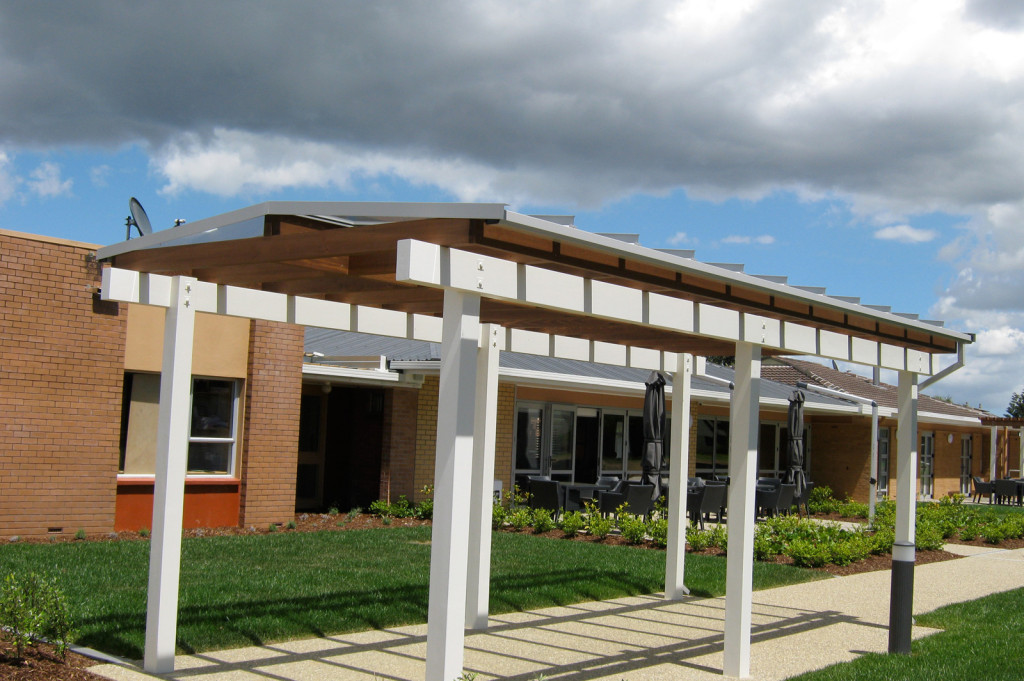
(1, 1), (1023, 211)
(965, 0), (1024, 29)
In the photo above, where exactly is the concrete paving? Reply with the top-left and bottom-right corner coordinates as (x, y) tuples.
(89, 546), (1024, 681)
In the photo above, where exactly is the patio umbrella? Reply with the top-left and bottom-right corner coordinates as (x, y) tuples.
(786, 389), (807, 498)
(641, 371), (667, 501)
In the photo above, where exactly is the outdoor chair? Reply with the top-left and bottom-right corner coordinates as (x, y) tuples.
(792, 481), (815, 516)
(700, 482), (727, 524)
(622, 483), (655, 518)
(775, 483), (796, 516)
(971, 476), (994, 504)
(596, 479), (633, 515)
(528, 479), (563, 514)
(757, 477), (780, 490)
(994, 478), (1019, 506)
(687, 476), (705, 488)
(686, 485), (706, 528)
(755, 485), (781, 519)
(595, 475), (620, 490)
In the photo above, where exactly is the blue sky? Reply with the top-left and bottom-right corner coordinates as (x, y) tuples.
(2, 1), (1023, 412)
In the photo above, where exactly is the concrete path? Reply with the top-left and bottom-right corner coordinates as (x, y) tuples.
(89, 546), (1024, 681)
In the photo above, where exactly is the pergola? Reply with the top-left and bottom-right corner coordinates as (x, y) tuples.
(96, 202), (973, 680)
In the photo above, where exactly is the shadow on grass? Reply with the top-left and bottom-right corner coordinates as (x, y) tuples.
(77, 566), (664, 658)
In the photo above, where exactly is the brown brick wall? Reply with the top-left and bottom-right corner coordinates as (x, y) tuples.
(0, 232), (126, 538)
(410, 377), (516, 502)
(413, 376), (440, 497)
(239, 320), (304, 527)
(807, 417), (870, 500)
(381, 387), (419, 502)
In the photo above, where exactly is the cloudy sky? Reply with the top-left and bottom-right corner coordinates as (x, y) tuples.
(2, 0), (1023, 412)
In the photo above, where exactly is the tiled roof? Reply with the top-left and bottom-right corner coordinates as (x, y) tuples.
(764, 358), (992, 419)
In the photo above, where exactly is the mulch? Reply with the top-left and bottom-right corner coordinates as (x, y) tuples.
(0, 641), (101, 681)
(4, 510), (1014, 680)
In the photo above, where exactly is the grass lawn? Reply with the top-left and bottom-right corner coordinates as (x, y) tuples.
(788, 586), (1024, 681)
(0, 528), (823, 659)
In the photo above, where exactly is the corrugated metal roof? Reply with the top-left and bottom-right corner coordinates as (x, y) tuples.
(305, 329), (849, 408)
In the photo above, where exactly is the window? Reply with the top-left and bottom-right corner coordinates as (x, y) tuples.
(187, 378), (238, 475)
(119, 373), (241, 476)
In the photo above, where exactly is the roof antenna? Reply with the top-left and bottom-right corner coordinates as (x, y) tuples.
(125, 197), (153, 240)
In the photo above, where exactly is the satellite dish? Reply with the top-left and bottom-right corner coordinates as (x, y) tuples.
(127, 197), (153, 239)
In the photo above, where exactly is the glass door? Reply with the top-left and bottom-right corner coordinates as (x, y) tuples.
(960, 435), (973, 495)
(877, 428), (890, 498)
(600, 411), (626, 479)
(920, 432), (935, 498)
(759, 423), (779, 478)
(549, 406), (576, 481)
(626, 413), (644, 480)
(514, 403), (545, 489)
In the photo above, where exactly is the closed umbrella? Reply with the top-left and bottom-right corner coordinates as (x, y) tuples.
(641, 371), (667, 501)
(786, 389), (807, 498)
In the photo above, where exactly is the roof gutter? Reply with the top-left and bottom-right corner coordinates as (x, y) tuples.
(694, 357), (734, 390)
(919, 339), (968, 391)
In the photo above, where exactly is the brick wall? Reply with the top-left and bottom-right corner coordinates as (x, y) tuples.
(410, 377), (516, 501)
(0, 231), (126, 538)
(381, 387), (419, 501)
(413, 376), (440, 497)
(807, 417), (871, 500)
(239, 320), (304, 527)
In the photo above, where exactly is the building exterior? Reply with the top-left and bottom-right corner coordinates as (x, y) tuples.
(0, 224), (1003, 540)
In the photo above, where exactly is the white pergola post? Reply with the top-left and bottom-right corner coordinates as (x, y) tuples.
(723, 342), (761, 678)
(990, 426), (998, 481)
(665, 353), (693, 600)
(144, 276), (197, 673)
(466, 324), (501, 630)
(425, 290), (482, 681)
(888, 370), (918, 654)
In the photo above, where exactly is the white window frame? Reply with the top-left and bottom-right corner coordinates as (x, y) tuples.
(186, 377), (241, 478)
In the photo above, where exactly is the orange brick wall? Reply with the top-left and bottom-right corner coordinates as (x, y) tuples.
(238, 320), (304, 527)
(806, 417), (870, 500)
(0, 232), (126, 538)
(381, 387), (419, 501)
(411, 377), (516, 502)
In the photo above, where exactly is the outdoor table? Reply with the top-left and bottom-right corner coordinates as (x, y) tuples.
(562, 483), (603, 511)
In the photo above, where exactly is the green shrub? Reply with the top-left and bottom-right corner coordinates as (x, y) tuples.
(285, 520), (297, 530)
(268, 523), (278, 533)
(507, 507), (532, 532)
(74, 528), (86, 541)
(327, 506), (339, 516)
(807, 485), (842, 515)
(0, 572), (76, 660)
(647, 517), (669, 547)
(414, 498), (434, 520)
(587, 514), (614, 540)
(753, 532), (776, 562)
(559, 511), (585, 537)
(959, 517), (981, 541)
(138, 527), (150, 538)
(870, 526), (895, 554)
(390, 495), (414, 518)
(618, 514), (648, 544)
(414, 485), (434, 520)
(504, 485), (530, 508)
(709, 524), (729, 551)
(1003, 515), (1024, 540)
(687, 525), (714, 551)
(829, 534), (872, 566)
(532, 508), (556, 534)
(916, 520), (945, 551)
(346, 507), (362, 521)
(368, 499), (392, 518)
(491, 502), (507, 530)
(787, 538), (830, 567)
(981, 522), (1006, 544)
